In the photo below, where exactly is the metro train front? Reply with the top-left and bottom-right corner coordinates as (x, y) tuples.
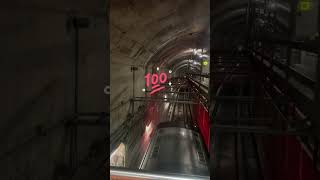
(139, 120), (209, 176)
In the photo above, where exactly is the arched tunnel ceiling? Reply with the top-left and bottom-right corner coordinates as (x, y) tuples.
(110, 0), (291, 71)
(110, 0), (210, 68)
(212, 0), (290, 31)
(110, 0), (210, 127)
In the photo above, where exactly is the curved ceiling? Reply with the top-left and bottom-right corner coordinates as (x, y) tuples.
(110, 0), (210, 124)
(212, 0), (291, 31)
(110, 0), (290, 69)
(110, 0), (210, 69)
(211, 0), (292, 50)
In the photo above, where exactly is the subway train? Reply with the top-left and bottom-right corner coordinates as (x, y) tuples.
(139, 120), (209, 176)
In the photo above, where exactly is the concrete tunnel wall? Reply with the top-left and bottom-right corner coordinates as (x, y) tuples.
(0, 1), (108, 179)
(110, 0), (210, 132)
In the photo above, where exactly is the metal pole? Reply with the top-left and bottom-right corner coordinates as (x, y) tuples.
(313, 0), (320, 145)
(70, 16), (90, 174)
(285, 0), (297, 81)
(74, 19), (79, 115)
(132, 66), (135, 114)
(246, 0), (252, 47)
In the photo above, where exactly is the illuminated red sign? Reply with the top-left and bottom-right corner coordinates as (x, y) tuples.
(145, 72), (167, 95)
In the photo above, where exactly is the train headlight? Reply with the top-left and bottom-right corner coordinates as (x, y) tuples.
(145, 123), (152, 136)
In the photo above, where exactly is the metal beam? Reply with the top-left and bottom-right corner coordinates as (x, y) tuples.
(252, 50), (316, 88)
(145, 90), (195, 94)
(213, 95), (272, 102)
(188, 73), (210, 78)
(212, 124), (310, 135)
(133, 97), (197, 105)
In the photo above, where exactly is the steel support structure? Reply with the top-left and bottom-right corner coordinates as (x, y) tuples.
(132, 97), (197, 105)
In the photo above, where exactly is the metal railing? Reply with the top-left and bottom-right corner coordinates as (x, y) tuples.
(110, 167), (210, 180)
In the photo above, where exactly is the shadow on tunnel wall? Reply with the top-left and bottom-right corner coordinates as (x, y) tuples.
(1, 1), (109, 180)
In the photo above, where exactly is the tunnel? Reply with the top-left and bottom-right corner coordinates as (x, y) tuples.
(109, 0), (211, 179)
(1, 0), (320, 180)
(211, 0), (320, 180)
(110, 0), (320, 180)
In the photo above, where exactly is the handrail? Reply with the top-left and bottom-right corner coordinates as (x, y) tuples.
(110, 167), (210, 180)
(251, 49), (316, 89)
(187, 76), (209, 109)
(254, 37), (318, 53)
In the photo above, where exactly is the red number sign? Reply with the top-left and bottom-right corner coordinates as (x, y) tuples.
(145, 72), (168, 95)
